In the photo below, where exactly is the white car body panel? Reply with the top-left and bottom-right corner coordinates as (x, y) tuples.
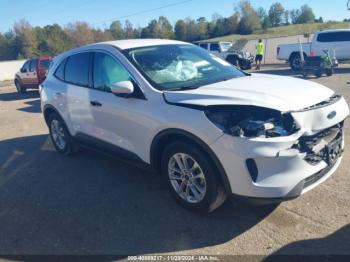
(164, 73), (334, 112)
(41, 39), (349, 201)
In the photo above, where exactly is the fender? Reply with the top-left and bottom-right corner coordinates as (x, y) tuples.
(150, 128), (232, 194)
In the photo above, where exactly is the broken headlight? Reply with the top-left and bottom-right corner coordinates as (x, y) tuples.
(205, 105), (298, 138)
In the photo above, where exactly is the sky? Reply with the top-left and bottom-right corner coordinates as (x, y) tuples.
(0, 0), (349, 32)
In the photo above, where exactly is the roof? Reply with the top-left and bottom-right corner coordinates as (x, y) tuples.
(318, 28), (350, 33)
(98, 39), (190, 50)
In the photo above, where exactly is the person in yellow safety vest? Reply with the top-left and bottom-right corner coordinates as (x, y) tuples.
(255, 39), (265, 70)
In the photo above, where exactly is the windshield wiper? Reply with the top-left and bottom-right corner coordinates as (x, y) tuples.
(165, 86), (200, 91)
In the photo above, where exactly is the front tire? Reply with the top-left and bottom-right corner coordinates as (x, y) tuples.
(48, 113), (78, 155)
(226, 55), (239, 67)
(161, 142), (226, 213)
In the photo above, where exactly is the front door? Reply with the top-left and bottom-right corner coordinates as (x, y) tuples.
(87, 51), (148, 155)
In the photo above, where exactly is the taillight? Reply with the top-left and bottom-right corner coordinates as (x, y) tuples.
(310, 50), (315, 57)
(277, 47), (280, 55)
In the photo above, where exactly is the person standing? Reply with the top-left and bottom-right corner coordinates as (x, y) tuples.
(255, 39), (265, 70)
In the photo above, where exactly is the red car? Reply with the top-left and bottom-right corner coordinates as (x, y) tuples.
(14, 56), (52, 93)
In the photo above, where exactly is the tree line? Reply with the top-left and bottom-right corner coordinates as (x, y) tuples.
(0, 1), (320, 61)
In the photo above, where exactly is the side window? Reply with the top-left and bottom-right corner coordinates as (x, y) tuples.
(21, 61), (30, 72)
(65, 53), (90, 87)
(199, 43), (208, 50)
(29, 59), (38, 72)
(317, 32), (350, 42)
(54, 59), (67, 81)
(210, 43), (220, 52)
(93, 52), (131, 92)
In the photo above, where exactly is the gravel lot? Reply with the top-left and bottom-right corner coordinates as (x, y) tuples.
(0, 65), (349, 258)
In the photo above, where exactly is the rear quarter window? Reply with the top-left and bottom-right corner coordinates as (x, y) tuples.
(54, 59), (67, 81)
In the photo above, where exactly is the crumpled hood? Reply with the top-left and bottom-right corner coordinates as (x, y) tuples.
(163, 73), (334, 112)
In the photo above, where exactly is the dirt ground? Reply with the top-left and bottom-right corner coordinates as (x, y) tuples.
(0, 65), (349, 258)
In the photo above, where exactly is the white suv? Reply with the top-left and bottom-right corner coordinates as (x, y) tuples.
(40, 39), (349, 213)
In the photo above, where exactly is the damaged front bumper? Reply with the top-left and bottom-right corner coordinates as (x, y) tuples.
(210, 96), (349, 199)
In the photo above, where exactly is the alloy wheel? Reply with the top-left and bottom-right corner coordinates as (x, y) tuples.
(50, 119), (66, 150)
(168, 153), (207, 204)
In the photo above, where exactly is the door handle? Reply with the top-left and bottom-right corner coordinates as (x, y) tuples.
(56, 92), (62, 97)
(90, 101), (102, 107)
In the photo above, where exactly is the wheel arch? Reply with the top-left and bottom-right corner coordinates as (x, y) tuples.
(150, 128), (232, 194)
(43, 105), (66, 126)
(289, 51), (308, 62)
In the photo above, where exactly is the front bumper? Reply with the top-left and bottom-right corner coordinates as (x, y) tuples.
(210, 96), (349, 199)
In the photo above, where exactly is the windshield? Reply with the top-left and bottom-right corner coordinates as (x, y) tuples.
(124, 44), (245, 91)
(220, 42), (233, 52)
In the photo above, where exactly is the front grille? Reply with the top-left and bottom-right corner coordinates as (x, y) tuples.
(295, 122), (343, 165)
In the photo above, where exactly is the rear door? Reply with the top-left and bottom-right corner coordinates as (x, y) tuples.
(18, 60), (31, 86)
(28, 59), (39, 86)
(63, 52), (92, 137)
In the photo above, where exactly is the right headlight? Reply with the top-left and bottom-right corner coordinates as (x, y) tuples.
(205, 105), (298, 138)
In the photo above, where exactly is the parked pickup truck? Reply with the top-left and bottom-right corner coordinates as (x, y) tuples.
(194, 41), (254, 70)
(277, 29), (350, 70)
(15, 56), (52, 93)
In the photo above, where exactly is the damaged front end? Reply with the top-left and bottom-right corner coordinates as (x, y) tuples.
(205, 105), (298, 139)
(207, 97), (348, 198)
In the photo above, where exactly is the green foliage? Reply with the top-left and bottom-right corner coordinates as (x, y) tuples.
(268, 2), (285, 27)
(141, 16), (174, 39)
(296, 5), (316, 24)
(237, 0), (261, 34)
(0, 2), (332, 61)
(110, 20), (125, 39)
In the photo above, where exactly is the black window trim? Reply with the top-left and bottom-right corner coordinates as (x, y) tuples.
(53, 58), (67, 81)
(64, 52), (92, 88)
(53, 48), (146, 100)
(53, 51), (92, 88)
(90, 49), (146, 99)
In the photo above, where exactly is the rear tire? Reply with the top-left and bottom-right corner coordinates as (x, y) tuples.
(289, 53), (303, 71)
(326, 68), (334, 76)
(48, 112), (78, 155)
(161, 141), (227, 213)
(315, 70), (323, 78)
(15, 80), (26, 93)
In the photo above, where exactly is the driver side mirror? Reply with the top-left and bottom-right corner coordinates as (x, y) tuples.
(20, 68), (27, 73)
(111, 81), (134, 96)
